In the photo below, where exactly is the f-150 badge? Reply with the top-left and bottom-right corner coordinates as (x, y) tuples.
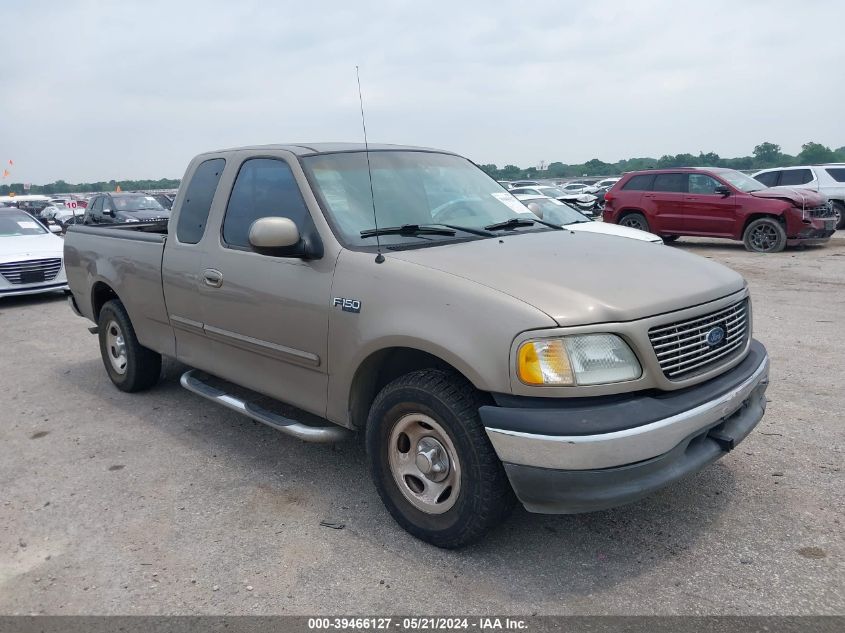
(333, 297), (361, 313)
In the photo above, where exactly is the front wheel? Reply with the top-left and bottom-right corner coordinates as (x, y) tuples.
(98, 300), (162, 392)
(832, 201), (845, 230)
(619, 212), (650, 232)
(366, 369), (515, 548)
(743, 217), (786, 253)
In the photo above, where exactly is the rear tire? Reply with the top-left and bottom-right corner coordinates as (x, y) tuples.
(832, 201), (845, 230)
(366, 369), (515, 548)
(743, 217), (786, 253)
(619, 212), (650, 233)
(98, 299), (161, 392)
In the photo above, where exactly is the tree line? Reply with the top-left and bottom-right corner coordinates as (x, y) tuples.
(2, 141), (843, 194)
(0, 177), (180, 196)
(478, 141), (845, 180)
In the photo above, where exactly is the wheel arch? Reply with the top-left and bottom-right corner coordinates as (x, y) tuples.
(347, 346), (485, 430)
(90, 280), (120, 321)
(741, 212), (785, 236)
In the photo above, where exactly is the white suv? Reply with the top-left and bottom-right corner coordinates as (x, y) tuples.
(753, 165), (845, 229)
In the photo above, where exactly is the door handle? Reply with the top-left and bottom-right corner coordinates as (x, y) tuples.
(203, 268), (223, 288)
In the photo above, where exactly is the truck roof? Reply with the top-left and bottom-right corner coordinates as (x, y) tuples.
(197, 142), (454, 158)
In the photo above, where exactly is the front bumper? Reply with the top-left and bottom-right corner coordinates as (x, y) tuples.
(0, 281), (69, 298)
(481, 340), (769, 513)
(787, 227), (835, 246)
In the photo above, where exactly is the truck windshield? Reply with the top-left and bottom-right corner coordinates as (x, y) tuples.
(301, 151), (538, 247)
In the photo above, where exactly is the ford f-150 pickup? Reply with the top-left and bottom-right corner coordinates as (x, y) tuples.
(65, 143), (770, 548)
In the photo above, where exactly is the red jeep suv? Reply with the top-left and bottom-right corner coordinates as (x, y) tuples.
(603, 167), (835, 252)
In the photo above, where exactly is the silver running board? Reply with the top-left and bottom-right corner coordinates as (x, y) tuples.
(180, 369), (351, 443)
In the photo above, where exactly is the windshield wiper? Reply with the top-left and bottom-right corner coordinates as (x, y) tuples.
(360, 224), (457, 239)
(436, 224), (497, 237)
(483, 218), (536, 231)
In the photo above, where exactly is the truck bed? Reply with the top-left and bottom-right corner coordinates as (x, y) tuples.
(64, 224), (174, 356)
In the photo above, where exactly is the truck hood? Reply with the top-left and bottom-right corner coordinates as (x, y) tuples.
(386, 231), (745, 326)
(749, 187), (826, 206)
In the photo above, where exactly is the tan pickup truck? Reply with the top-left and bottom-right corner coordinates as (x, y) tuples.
(65, 144), (770, 548)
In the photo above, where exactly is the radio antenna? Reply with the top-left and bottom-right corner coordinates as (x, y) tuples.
(356, 66), (384, 263)
(355, 66), (384, 264)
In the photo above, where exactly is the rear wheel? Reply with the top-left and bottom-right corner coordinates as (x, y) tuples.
(366, 369), (515, 548)
(98, 300), (161, 392)
(743, 217), (786, 253)
(832, 201), (845, 230)
(619, 212), (650, 233)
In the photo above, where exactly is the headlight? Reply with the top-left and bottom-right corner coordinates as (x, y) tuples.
(517, 334), (641, 386)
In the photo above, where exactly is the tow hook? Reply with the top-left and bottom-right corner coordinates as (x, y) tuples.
(708, 429), (735, 452)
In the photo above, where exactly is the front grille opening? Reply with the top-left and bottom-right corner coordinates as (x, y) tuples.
(0, 258), (62, 285)
(649, 299), (749, 380)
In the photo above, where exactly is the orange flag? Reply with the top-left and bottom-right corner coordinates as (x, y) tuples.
(7, 159), (12, 166)
(115, 184), (122, 192)
(2, 169), (9, 178)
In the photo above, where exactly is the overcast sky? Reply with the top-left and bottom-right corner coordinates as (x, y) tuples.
(2, 0), (842, 183)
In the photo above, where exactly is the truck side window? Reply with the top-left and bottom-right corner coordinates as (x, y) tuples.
(176, 158), (226, 244)
(222, 158), (310, 249)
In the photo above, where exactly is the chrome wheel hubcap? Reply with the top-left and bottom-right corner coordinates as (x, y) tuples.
(105, 320), (127, 375)
(388, 413), (461, 514)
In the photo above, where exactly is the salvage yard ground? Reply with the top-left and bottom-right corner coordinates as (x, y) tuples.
(1, 235), (843, 615)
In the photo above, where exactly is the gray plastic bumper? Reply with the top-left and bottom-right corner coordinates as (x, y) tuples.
(484, 347), (769, 514)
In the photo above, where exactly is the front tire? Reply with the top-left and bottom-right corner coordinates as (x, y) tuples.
(743, 217), (786, 253)
(366, 369), (515, 548)
(98, 300), (161, 392)
(832, 201), (845, 230)
(619, 212), (650, 233)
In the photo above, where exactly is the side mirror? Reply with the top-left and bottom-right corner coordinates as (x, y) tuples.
(249, 217), (301, 253)
(103, 209), (115, 217)
(714, 185), (731, 197)
(49, 224), (62, 234)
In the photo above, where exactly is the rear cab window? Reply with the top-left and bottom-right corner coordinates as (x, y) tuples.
(176, 158), (226, 244)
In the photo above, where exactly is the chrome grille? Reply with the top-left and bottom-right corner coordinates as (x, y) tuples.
(0, 258), (62, 285)
(649, 299), (749, 379)
(808, 204), (835, 218)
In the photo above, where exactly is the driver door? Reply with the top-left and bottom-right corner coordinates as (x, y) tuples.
(196, 155), (335, 418)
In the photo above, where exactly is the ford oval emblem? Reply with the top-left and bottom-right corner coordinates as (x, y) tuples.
(706, 326), (726, 347)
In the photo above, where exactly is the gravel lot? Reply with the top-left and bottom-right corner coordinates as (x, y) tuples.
(1, 235), (843, 615)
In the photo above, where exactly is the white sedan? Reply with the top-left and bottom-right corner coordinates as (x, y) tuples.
(514, 195), (663, 243)
(0, 208), (69, 298)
